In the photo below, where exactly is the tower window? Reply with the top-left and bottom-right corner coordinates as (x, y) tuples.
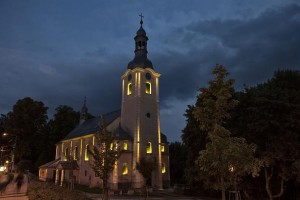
(162, 163), (166, 174)
(146, 142), (152, 154)
(127, 83), (132, 95)
(161, 145), (165, 152)
(74, 146), (78, 160)
(122, 163), (128, 175)
(85, 144), (90, 161)
(64, 147), (69, 161)
(145, 82), (151, 94)
(123, 142), (128, 150)
(146, 113), (151, 118)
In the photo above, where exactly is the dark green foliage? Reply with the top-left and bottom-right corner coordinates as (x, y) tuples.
(136, 156), (157, 186)
(5, 97), (48, 167)
(169, 141), (187, 185)
(191, 65), (255, 200)
(182, 105), (207, 186)
(0, 114), (7, 134)
(48, 105), (80, 143)
(17, 160), (33, 172)
(88, 116), (120, 199)
(231, 70), (300, 199)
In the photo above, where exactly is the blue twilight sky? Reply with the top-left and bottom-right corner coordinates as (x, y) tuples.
(1, 0), (300, 142)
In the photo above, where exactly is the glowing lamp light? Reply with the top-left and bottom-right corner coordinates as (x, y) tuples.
(0, 166), (6, 172)
(229, 164), (235, 173)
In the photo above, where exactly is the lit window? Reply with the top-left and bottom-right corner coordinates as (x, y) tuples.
(85, 144), (90, 161)
(145, 82), (151, 94)
(161, 145), (165, 152)
(64, 148), (69, 161)
(162, 163), (166, 174)
(74, 146), (78, 160)
(123, 142), (128, 150)
(110, 143), (113, 150)
(146, 142), (152, 154)
(122, 163), (128, 175)
(127, 83), (132, 95)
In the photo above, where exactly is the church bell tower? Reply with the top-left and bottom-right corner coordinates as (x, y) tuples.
(121, 14), (163, 189)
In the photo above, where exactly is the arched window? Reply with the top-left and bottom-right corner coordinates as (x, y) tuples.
(64, 147), (69, 161)
(127, 83), (132, 95)
(146, 142), (152, 154)
(74, 146), (78, 160)
(162, 163), (166, 174)
(123, 142), (128, 150)
(85, 144), (90, 161)
(122, 163), (128, 175)
(145, 82), (151, 94)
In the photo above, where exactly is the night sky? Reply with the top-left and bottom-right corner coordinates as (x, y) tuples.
(1, 0), (300, 142)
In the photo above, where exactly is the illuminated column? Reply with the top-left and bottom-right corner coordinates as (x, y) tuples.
(112, 161), (118, 190)
(55, 169), (59, 185)
(60, 169), (64, 186)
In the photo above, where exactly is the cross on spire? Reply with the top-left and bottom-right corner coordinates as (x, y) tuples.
(139, 13), (144, 26)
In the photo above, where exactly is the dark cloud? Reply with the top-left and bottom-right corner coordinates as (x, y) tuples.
(154, 4), (300, 109)
(1, 2), (300, 142)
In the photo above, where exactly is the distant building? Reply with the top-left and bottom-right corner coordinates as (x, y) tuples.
(39, 17), (170, 190)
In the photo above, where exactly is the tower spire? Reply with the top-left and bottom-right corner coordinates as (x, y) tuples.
(139, 13), (144, 27)
(80, 96), (88, 124)
(127, 14), (153, 69)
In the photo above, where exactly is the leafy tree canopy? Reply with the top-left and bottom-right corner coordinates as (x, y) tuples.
(231, 70), (300, 199)
(5, 97), (48, 164)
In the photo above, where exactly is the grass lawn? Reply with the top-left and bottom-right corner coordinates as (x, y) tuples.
(28, 177), (93, 200)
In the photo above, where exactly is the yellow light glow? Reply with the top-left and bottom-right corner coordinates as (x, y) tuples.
(122, 79), (125, 97)
(122, 163), (128, 175)
(64, 147), (69, 161)
(145, 82), (151, 94)
(123, 142), (128, 150)
(80, 139), (83, 158)
(161, 145), (165, 152)
(5, 160), (9, 164)
(56, 145), (58, 158)
(229, 165), (235, 172)
(127, 83), (132, 95)
(93, 136), (95, 146)
(110, 143), (113, 150)
(61, 170), (64, 186)
(146, 142), (152, 154)
(74, 146), (78, 160)
(137, 123), (140, 161)
(138, 73), (141, 96)
(162, 163), (166, 174)
(85, 144), (89, 161)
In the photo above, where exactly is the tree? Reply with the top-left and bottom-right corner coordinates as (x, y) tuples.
(136, 156), (156, 200)
(169, 141), (187, 185)
(182, 105), (207, 186)
(194, 65), (255, 200)
(231, 70), (300, 200)
(4, 97), (48, 170)
(48, 105), (80, 143)
(89, 116), (120, 200)
(0, 114), (7, 134)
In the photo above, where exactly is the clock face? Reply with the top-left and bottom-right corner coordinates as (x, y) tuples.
(128, 74), (132, 81)
(145, 73), (151, 80)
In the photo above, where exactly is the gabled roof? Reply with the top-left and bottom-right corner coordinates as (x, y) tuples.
(39, 158), (60, 169)
(39, 158), (79, 170)
(62, 110), (132, 141)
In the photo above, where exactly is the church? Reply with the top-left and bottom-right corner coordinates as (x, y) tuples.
(39, 17), (170, 190)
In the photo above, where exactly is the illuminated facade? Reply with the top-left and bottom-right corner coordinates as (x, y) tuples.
(39, 17), (170, 190)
